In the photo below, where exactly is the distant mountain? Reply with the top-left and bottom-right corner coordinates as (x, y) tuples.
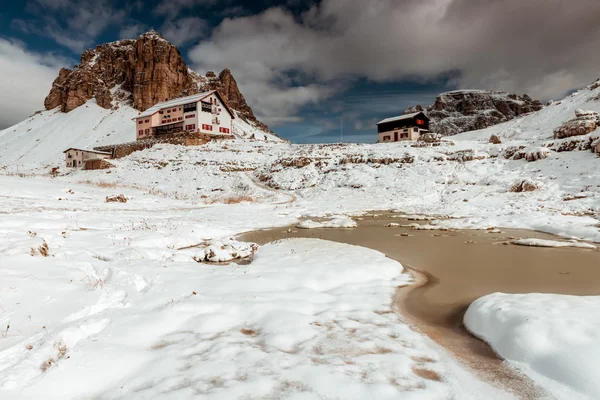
(406, 90), (544, 136)
(44, 30), (270, 133)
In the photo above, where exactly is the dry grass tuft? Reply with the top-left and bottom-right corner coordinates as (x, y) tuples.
(78, 180), (118, 188)
(30, 240), (49, 257)
(207, 196), (255, 205)
(40, 341), (68, 372)
(38, 241), (49, 257)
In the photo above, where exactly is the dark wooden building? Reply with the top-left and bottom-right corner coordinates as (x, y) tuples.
(377, 112), (430, 142)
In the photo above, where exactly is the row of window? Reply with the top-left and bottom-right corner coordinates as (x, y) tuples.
(159, 107), (181, 115)
(162, 117), (184, 124)
(138, 119), (150, 125)
(138, 124), (231, 136)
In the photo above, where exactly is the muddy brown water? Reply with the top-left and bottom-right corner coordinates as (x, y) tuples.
(239, 213), (600, 398)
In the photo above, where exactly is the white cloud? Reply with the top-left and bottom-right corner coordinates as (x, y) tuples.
(188, 0), (600, 124)
(0, 39), (65, 129)
(120, 23), (148, 40)
(161, 17), (209, 46)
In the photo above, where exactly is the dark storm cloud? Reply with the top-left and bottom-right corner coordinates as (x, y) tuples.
(189, 0), (600, 124)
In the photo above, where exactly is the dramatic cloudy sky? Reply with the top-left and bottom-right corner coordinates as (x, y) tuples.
(1, 0), (600, 142)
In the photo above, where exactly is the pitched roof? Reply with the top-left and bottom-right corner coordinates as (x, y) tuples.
(63, 148), (111, 155)
(134, 90), (236, 119)
(376, 112), (428, 125)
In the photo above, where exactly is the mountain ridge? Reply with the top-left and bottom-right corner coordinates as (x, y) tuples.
(43, 30), (271, 133)
(406, 90), (544, 136)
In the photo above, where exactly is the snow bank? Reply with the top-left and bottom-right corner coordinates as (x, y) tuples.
(511, 238), (597, 249)
(297, 216), (357, 229)
(465, 293), (600, 399)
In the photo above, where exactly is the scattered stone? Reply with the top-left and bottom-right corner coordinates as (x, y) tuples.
(510, 179), (540, 193)
(105, 194), (128, 203)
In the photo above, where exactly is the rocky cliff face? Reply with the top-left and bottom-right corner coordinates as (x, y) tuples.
(406, 90), (544, 136)
(44, 30), (269, 132)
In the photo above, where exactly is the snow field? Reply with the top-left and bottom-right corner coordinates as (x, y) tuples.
(1, 176), (517, 399)
(464, 293), (600, 400)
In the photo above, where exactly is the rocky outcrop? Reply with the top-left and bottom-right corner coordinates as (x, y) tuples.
(405, 90), (543, 136)
(44, 30), (271, 132)
(553, 109), (599, 139)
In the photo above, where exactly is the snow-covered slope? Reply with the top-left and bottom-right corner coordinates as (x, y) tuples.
(456, 80), (600, 143)
(0, 100), (284, 169)
(0, 101), (137, 167)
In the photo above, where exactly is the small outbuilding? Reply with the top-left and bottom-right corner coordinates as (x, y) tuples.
(63, 148), (112, 168)
(377, 112), (430, 142)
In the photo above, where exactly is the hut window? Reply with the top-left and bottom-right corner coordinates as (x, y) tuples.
(416, 119), (424, 125)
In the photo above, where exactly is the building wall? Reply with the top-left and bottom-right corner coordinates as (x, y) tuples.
(65, 150), (111, 168)
(134, 93), (234, 140)
(135, 114), (159, 140)
(65, 149), (85, 167)
(196, 93), (233, 135)
(378, 127), (427, 143)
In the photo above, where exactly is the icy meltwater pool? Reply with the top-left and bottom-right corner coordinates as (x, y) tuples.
(239, 213), (600, 397)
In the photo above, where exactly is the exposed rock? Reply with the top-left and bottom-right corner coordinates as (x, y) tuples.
(105, 194), (128, 203)
(512, 147), (550, 162)
(419, 132), (442, 143)
(510, 179), (540, 193)
(405, 90), (543, 136)
(553, 110), (599, 139)
(545, 136), (592, 152)
(489, 134), (502, 144)
(44, 30), (271, 133)
(412, 132), (442, 148)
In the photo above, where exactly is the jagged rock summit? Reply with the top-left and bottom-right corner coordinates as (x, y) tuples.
(44, 30), (269, 131)
(406, 90), (544, 136)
